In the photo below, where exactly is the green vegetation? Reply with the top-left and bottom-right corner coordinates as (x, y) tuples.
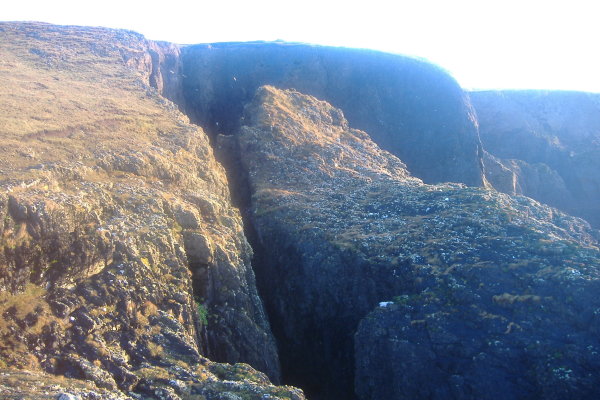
(196, 300), (209, 326)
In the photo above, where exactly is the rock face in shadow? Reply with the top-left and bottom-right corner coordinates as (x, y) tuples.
(182, 42), (485, 186)
(0, 22), (307, 399)
(473, 90), (600, 228)
(483, 151), (575, 210)
(237, 86), (600, 400)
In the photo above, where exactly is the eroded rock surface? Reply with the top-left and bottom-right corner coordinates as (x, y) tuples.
(474, 90), (600, 228)
(237, 86), (600, 399)
(182, 42), (485, 186)
(0, 22), (301, 399)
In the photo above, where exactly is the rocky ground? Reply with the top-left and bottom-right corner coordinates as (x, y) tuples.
(237, 86), (600, 399)
(2, 21), (600, 400)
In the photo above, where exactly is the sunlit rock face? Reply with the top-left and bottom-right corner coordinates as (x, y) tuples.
(473, 90), (600, 229)
(237, 86), (600, 400)
(181, 42), (486, 186)
(0, 22), (307, 400)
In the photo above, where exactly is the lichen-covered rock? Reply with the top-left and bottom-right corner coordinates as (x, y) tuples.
(237, 86), (600, 399)
(0, 22), (292, 398)
(0, 368), (134, 399)
(182, 42), (485, 186)
(0, 364), (304, 400)
(473, 90), (600, 228)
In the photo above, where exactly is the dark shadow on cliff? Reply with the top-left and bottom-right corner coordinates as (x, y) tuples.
(181, 42), (485, 187)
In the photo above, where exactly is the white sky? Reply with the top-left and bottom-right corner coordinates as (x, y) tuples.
(3, 0), (599, 92)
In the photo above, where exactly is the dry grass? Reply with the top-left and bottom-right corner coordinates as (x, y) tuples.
(0, 283), (50, 334)
(147, 342), (164, 358)
(0, 22), (183, 182)
(0, 283), (68, 369)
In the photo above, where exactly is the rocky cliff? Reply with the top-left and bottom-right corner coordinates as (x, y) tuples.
(2, 21), (600, 400)
(473, 90), (600, 229)
(236, 86), (600, 399)
(0, 22), (304, 399)
(181, 42), (485, 187)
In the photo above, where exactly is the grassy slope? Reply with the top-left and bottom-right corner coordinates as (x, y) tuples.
(0, 22), (182, 182)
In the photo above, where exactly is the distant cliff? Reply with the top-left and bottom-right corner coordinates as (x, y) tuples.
(473, 90), (600, 229)
(181, 42), (486, 187)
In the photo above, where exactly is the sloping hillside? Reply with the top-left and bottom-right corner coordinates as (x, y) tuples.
(0, 22), (303, 400)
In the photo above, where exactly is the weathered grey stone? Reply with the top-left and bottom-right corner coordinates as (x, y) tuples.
(237, 86), (600, 400)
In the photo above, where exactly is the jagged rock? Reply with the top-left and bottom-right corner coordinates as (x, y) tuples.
(483, 151), (574, 209)
(0, 365), (304, 400)
(61, 355), (119, 391)
(473, 90), (600, 228)
(182, 42), (485, 186)
(482, 151), (519, 194)
(145, 41), (184, 107)
(237, 86), (600, 399)
(0, 22), (296, 399)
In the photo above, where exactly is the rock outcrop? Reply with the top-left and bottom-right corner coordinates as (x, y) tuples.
(182, 42), (485, 186)
(473, 90), (600, 228)
(237, 86), (600, 399)
(0, 22), (304, 399)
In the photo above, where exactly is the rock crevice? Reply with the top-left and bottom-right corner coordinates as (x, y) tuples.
(3, 21), (600, 400)
(0, 21), (293, 399)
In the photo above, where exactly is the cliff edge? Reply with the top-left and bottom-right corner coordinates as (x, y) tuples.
(182, 42), (485, 187)
(238, 86), (600, 399)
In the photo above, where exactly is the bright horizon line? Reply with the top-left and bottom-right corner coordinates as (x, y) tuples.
(6, 19), (599, 95)
(3, 0), (600, 94)
(13, 21), (600, 95)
